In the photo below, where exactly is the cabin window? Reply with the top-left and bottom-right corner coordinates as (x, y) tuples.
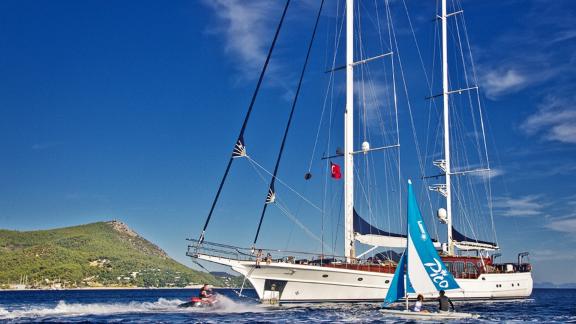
(322, 274), (328, 278)
(455, 261), (465, 276)
(385, 280), (390, 284)
(444, 262), (453, 273)
(466, 262), (478, 275)
(357, 278), (363, 281)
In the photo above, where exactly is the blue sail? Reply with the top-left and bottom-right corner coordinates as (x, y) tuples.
(382, 180), (460, 307)
(406, 180), (460, 293)
(382, 251), (406, 306)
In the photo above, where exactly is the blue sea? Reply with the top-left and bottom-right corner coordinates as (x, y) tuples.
(0, 288), (574, 323)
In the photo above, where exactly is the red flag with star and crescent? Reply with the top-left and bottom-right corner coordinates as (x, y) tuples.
(330, 162), (341, 179)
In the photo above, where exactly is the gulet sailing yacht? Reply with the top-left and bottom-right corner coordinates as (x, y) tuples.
(187, 0), (532, 303)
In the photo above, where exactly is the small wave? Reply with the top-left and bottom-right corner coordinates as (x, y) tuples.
(206, 294), (267, 313)
(0, 296), (264, 320)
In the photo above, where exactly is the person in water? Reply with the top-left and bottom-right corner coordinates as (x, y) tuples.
(199, 284), (212, 300)
(413, 294), (429, 312)
(438, 290), (455, 312)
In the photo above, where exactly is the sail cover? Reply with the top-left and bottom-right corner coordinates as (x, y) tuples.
(452, 228), (498, 250)
(353, 209), (442, 248)
(353, 209), (407, 248)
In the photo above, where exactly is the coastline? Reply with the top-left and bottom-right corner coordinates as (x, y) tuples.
(0, 286), (242, 292)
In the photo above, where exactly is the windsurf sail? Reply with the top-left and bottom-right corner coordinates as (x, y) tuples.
(382, 180), (460, 306)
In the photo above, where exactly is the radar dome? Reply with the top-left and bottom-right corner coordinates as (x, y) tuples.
(361, 141), (370, 153)
(437, 208), (447, 223)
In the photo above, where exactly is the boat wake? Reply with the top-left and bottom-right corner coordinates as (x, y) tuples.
(0, 295), (265, 320)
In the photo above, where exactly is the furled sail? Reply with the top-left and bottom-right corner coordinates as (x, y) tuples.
(353, 209), (443, 248)
(452, 228), (498, 251)
(353, 209), (407, 248)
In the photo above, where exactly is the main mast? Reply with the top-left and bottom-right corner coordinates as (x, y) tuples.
(441, 0), (454, 255)
(344, 0), (355, 262)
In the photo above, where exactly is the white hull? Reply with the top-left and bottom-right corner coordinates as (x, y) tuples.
(197, 254), (533, 303)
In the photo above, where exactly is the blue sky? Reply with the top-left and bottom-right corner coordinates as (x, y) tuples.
(0, 0), (574, 285)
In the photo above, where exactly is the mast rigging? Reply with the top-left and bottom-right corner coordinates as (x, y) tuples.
(197, 0), (292, 245)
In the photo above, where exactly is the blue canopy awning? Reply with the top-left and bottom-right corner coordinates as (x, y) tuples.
(451, 228), (497, 247)
(353, 209), (406, 238)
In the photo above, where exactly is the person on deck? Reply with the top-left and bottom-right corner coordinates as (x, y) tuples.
(199, 284), (212, 300)
(438, 290), (455, 312)
(255, 249), (263, 268)
(413, 294), (429, 312)
(266, 253), (272, 264)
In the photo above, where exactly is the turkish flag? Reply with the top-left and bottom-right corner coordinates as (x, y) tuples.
(331, 162), (342, 179)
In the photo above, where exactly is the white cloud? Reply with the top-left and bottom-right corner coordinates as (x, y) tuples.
(354, 80), (391, 125)
(493, 195), (545, 217)
(475, 2), (575, 100)
(480, 69), (527, 99)
(520, 95), (576, 144)
(471, 168), (505, 180)
(202, 0), (280, 79)
(532, 248), (576, 261)
(546, 217), (576, 234)
(32, 142), (61, 150)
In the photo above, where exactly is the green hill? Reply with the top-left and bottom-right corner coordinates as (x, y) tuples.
(0, 221), (219, 289)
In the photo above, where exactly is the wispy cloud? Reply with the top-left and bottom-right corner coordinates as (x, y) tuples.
(546, 217), (576, 235)
(473, 1), (576, 147)
(520, 95), (576, 144)
(32, 142), (61, 151)
(476, 2), (576, 100)
(532, 248), (576, 261)
(493, 195), (546, 217)
(480, 69), (527, 99)
(202, 0), (281, 79)
(354, 80), (394, 129)
(471, 168), (505, 180)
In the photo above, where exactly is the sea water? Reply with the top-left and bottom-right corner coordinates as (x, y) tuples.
(0, 288), (574, 323)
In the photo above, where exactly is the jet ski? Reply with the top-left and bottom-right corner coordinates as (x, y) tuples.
(178, 295), (219, 308)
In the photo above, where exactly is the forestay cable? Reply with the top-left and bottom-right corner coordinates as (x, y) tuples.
(253, 0), (326, 245)
(197, 0), (292, 245)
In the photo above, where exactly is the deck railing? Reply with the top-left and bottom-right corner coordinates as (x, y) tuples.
(186, 239), (531, 276)
(186, 238), (399, 273)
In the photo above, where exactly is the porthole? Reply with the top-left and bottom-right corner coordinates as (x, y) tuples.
(322, 274), (328, 278)
(481, 277), (486, 281)
(358, 278), (363, 281)
(385, 280), (390, 284)
(511, 283), (514, 287)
